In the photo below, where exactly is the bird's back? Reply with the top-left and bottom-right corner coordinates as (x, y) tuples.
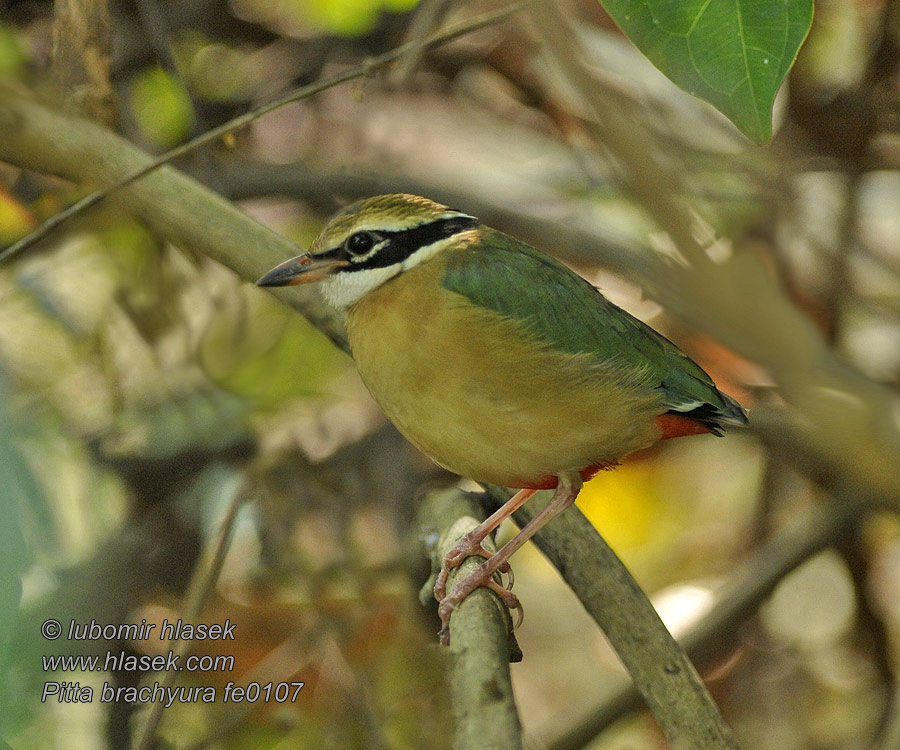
(441, 229), (747, 433)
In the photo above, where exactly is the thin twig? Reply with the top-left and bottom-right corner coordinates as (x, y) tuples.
(0, 2), (522, 263)
(133, 481), (251, 750)
(0, 92), (352, 348)
(394, 0), (452, 83)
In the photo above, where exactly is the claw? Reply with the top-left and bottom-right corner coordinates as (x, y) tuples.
(433, 477), (581, 644)
(431, 486), (554, 645)
(484, 578), (523, 628)
(434, 569), (449, 603)
(436, 557), (523, 645)
(434, 542), (494, 602)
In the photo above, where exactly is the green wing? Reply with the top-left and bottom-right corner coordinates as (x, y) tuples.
(442, 229), (746, 426)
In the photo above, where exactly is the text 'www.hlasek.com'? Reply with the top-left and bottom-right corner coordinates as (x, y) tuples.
(39, 618), (304, 707)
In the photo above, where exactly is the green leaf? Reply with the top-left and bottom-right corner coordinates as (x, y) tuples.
(600, 0), (813, 143)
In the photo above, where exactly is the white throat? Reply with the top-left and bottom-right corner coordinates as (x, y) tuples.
(321, 265), (399, 310)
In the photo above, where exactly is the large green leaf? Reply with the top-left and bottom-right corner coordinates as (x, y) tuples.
(601, 0), (813, 143)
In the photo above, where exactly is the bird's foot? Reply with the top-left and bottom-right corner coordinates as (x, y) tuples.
(434, 536), (512, 602)
(437, 559), (523, 646)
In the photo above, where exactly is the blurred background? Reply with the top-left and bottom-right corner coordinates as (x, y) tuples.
(0, 0), (899, 748)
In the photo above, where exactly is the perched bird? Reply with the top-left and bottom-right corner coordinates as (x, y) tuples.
(257, 193), (747, 642)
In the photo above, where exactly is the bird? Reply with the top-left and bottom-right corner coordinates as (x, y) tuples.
(256, 193), (748, 643)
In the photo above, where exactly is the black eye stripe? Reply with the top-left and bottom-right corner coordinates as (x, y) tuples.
(338, 216), (478, 272)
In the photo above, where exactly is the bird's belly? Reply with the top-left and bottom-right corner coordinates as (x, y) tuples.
(346, 276), (663, 487)
(369, 382), (658, 487)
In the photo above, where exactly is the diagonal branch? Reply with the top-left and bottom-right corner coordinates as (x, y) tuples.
(484, 485), (740, 749)
(0, 92), (350, 350)
(0, 3), (522, 263)
(541, 497), (863, 749)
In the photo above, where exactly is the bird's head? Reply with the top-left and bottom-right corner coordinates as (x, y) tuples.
(256, 193), (478, 309)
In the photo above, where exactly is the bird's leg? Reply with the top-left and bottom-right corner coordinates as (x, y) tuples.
(433, 488), (537, 602)
(438, 473), (582, 645)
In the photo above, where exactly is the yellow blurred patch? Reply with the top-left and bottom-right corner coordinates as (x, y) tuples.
(575, 460), (678, 570)
(0, 185), (37, 245)
(129, 66), (195, 147)
(300, 0), (420, 37)
(503, 459), (681, 585)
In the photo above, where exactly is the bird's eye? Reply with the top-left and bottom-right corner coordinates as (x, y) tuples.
(346, 231), (377, 257)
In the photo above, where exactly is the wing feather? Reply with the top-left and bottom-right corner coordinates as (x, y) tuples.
(442, 230), (747, 429)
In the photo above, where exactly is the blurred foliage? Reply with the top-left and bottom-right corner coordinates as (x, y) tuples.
(0, 0), (899, 748)
(0, 23), (25, 75)
(234, 0), (422, 37)
(187, 42), (253, 102)
(129, 66), (195, 146)
(0, 187), (36, 245)
(0, 381), (37, 676)
(200, 286), (344, 409)
(300, 0), (421, 36)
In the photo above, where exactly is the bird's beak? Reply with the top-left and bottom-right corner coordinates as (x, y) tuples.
(255, 253), (348, 287)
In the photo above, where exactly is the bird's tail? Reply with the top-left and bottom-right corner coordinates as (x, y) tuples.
(666, 392), (748, 437)
(716, 392), (749, 428)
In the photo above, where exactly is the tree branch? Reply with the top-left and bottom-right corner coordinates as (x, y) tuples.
(0, 3), (522, 263)
(0, 91), (349, 350)
(541, 497), (863, 749)
(482, 486), (740, 749)
(417, 487), (522, 750)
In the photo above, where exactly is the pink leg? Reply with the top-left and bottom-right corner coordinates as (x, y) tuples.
(437, 473), (583, 645)
(433, 487), (538, 602)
